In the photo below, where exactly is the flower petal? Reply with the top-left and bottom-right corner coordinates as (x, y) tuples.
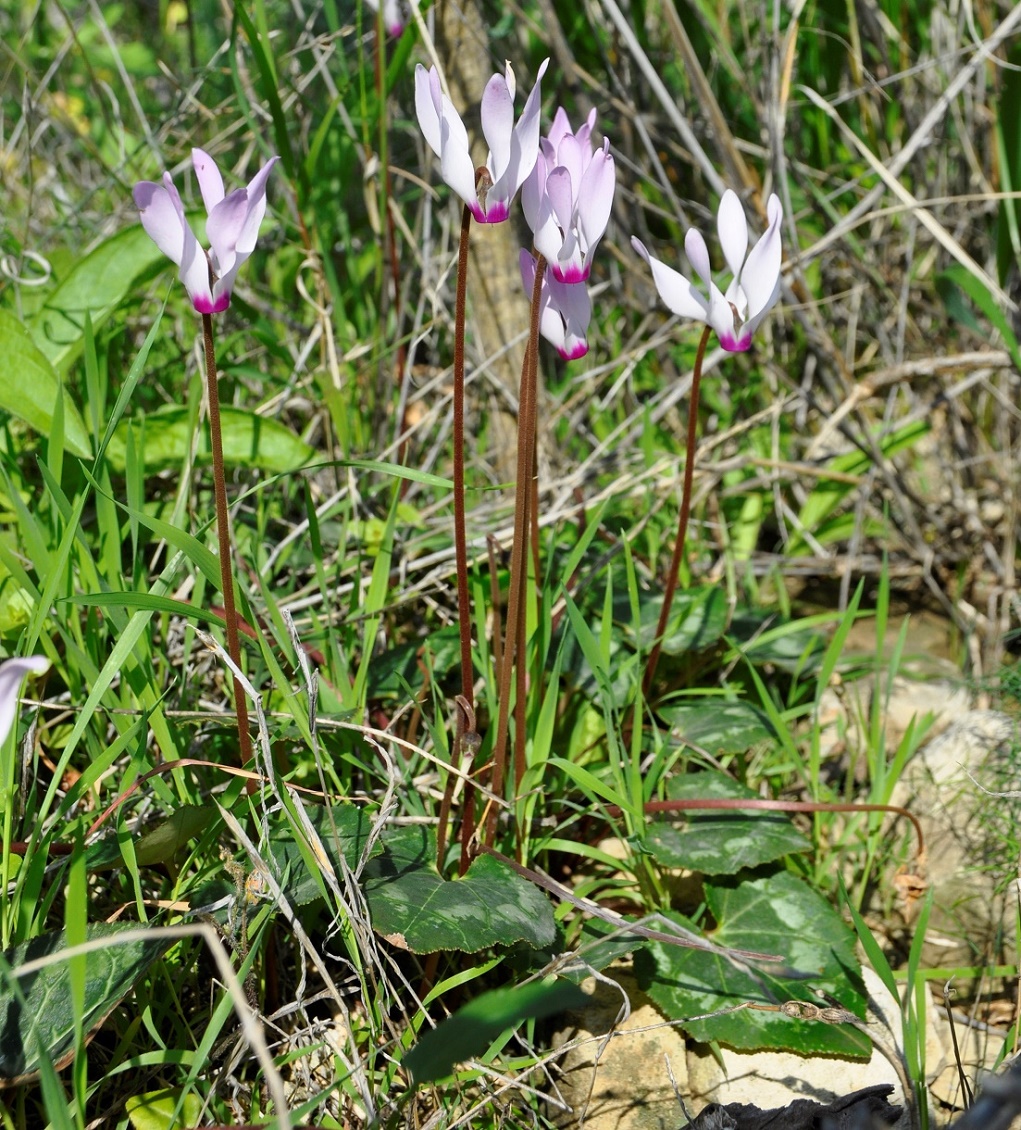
(162, 172), (214, 310)
(414, 65), (444, 159)
(481, 70), (516, 187)
(576, 143), (614, 251)
(738, 192), (784, 320)
(632, 237), (711, 322)
(716, 188), (748, 283)
(192, 148), (225, 214)
(489, 58), (548, 211)
(134, 180), (186, 266)
(233, 155), (280, 256)
(440, 115), (482, 215)
(0, 656), (49, 751)
(205, 188), (251, 278)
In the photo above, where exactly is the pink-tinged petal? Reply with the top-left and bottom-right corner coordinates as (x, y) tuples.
(576, 144), (614, 248)
(556, 133), (585, 190)
(495, 57), (548, 203)
(531, 192), (566, 266)
(632, 236), (711, 322)
(192, 148), (225, 214)
(547, 106), (572, 150)
(738, 192), (784, 319)
(716, 188), (748, 282)
(549, 274), (591, 358)
(233, 155), (279, 256)
(134, 180), (186, 266)
(521, 151), (548, 233)
(575, 107), (597, 153)
(439, 115), (481, 214)
(544, 165), (575, 233)
(163, 172), (214, 310)
(683, 228), (714, 295)
(0, 656), (49, 750)
(414, 65), (444, 158)
(481, 70), (516, 186)
(382, 0), (404, 34)
(205, 188), (250, 278)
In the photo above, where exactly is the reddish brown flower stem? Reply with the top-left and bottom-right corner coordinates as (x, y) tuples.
(487, 252), (546, 848)
(436, 200), (476, 872)
(642, 323), (712, 700)
(201, 313), (253, 776)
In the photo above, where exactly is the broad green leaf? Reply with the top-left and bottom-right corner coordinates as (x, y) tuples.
(189, 803), (379, 919)
(636, 872), (868, 1056)
(86, 806), (219, 872)
(658, 699), (777, 754)
(622, 585), (729, 655)
(27, 226), (168, 375)
(368, 625), (460, 697)
(107, 406), (314, 473)
(405, 980), (590, 1084)
(363, 827), (556, 953)
(0, 310), (91, 457)
(126, 1088), (204, 1130)
(644, 771), (810, 874)
(0, 923), (172, 1083)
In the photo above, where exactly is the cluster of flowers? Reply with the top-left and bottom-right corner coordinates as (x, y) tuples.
(132, 60), (783, 360)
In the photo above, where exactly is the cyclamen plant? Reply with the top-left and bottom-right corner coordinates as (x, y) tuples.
(633, 189), (784, 691)
(134, 148), (279, 778)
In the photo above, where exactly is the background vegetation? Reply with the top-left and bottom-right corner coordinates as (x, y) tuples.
(0, 0), (1019, 1125)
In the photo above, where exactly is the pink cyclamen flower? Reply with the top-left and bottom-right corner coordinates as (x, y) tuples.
(365, 0), (416, 36)
(520, 250), (591, 361)
(0, 656), (49, 749)
(134, 149), (279, 315)
(415, 59), (550, 223)
(522, 107), (615, 283)
(631, 189), (783, 352)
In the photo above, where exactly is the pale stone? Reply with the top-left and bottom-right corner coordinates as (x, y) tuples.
(683, 967), (908, 1122)
(551, 969), (689, 1129)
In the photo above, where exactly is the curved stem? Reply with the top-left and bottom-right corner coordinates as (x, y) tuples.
(201, 313), (253, 776)
(642, 323), (712, 700)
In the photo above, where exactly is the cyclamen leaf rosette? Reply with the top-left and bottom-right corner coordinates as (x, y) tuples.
(134, 149), (279, 314)
(522, 107), (615, 283)
(415, 59), (550, 223)
(632, 189), (783, 352)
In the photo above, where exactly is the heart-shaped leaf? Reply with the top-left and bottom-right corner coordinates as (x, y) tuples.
(0, 922), (172, 1085)
(644, 771), (810, 874)
(363, 827), (556, 953)
(636, 871), (867, 1056)
(658, 699), (777, 754)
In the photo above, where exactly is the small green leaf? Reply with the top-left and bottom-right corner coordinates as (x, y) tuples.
(27, 226), (169, 376)
(624, 586), (729, 655)
(658, 699), (777, 754)
(86, 806), (218, 872)
(644, 771), (810, 874)
(106, 406), (314, 473)
(0, 310), (91, 457)
(636, 872), (867, 1056)
(363, 827), (556, 953)
(126, 1088), (204, 1130)
(0, 923), (172, 1083)
(405, 981), (590, 1084)
(368, 625), (461, 697)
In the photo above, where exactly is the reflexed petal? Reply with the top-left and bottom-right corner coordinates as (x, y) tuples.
(481, 71), (515, 184)
(134, 180), (186, 266)
(632, 237), (710, 321)
(205, 188), (250, 277)
(0, 656), (49, 750)
(544, 166), (575, 233)
(547, 107), (572, 149)
(531, 192), (566, 267)
(739, 192), (783, 318)
(557, 133), (585, 190)
(716, 188), (748, 282)
(549, 274), (591, 359)
(683, 229), (714, 294)
(233, 155), (280, 256)
(414, 65), (444, 158)
(163, 172), (214, 309)
(192, 148), (226, 214)
(576, 145), (614, 249)
(521, 152), (548, 232)
(497, 57), (548, 201)
(439, 116), (481, 214)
